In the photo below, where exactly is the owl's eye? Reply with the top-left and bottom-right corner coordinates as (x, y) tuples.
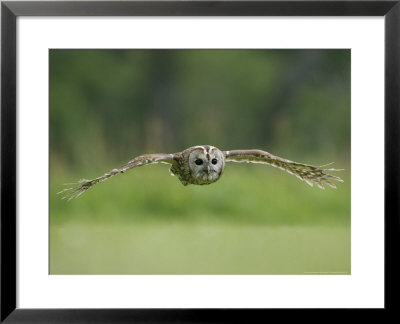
(211, 158), (218, 165)
(195, 159), (203, 165)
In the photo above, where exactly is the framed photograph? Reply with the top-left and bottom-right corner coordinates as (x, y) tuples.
(1, 0), (398, 322)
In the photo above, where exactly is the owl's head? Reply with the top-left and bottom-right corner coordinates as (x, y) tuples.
(187, 145), (225, 185)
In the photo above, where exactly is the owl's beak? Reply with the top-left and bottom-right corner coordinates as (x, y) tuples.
(204, 166), (211, 174)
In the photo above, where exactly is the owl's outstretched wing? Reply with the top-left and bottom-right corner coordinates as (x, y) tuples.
(58, 153), (178, 200)
(223, 149), (343, 189)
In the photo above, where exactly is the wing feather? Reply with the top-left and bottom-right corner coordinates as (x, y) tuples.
(224, 149), (343, 189)
(58, 153), (178, 200)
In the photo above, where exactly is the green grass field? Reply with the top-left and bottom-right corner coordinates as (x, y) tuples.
(50, 163), (351, 274)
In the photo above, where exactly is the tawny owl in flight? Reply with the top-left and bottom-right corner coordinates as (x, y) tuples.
(59, 145), (343, 200)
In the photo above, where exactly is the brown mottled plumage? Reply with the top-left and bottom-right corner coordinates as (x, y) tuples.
(59, 145), (343, 200)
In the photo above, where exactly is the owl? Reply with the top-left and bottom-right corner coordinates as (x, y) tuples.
(59, 145), (343, 200)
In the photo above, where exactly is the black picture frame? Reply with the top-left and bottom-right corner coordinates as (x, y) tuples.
(1, 0), (399, 322)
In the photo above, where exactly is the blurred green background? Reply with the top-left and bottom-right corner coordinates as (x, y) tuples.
(50, 49), (351, 274)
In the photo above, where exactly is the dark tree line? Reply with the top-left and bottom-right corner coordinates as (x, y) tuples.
(50, 49), (350, 171)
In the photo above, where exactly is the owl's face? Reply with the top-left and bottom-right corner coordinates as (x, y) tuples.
(187, 146), (225, 185)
